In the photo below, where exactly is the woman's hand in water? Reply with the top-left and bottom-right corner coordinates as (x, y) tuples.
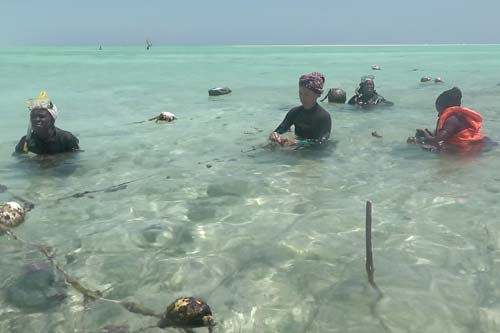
(424, 129), (434, 138)
(416, 128), (434, 141)
(280, 137), (297, 146)
(269, 132), (282, 144)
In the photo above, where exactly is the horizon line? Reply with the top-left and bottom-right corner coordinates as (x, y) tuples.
(230, 43), (500, 47)
(1, 42), (500, 48)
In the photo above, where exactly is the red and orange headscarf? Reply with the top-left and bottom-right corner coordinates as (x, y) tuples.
(299, 72), (325, 95)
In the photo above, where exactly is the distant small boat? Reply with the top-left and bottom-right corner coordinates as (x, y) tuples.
(146, 39), (152, 50)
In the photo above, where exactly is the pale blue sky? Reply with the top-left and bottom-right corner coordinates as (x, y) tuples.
(1, 0), (499, 46)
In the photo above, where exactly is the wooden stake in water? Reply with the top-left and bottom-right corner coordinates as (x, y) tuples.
(365, 200), (376, 288)
(364, 201), (390, 332)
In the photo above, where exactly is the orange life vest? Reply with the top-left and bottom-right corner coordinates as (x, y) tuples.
(437, 106), (485, 146)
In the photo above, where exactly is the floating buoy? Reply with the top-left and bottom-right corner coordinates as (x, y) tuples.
(0, 201), (25, 228)
(149, 112), (176, 122)
(208, 87), (231, 96)
(324, 88), (346, 103)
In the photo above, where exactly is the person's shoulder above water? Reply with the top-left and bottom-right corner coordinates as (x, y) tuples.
(14, 126), (79, 155)
(14, 136), (28, 153)
(371, 94), (393, 106)
(287, 104), (304, 114)
(54, 127), (80, 152)
(314, 102), (331, 117)
(290, 103), (328, 114)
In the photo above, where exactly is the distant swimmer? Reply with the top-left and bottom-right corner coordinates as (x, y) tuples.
(14, 92), (79, 155)
(347, 76), (393, 108)
(269, 72), (331, 146)
(434, 77), (444, 83)
(371, 64), (381, 70)
(420, 76), (432, 82)
(413, 87), (496, 152)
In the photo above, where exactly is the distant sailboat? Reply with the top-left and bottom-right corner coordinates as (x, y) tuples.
(146, 39), (152, 50)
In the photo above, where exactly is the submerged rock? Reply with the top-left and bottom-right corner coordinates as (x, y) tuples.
(5, 262), (66, 311)
(187, 201), (217, 221)
(99, 324), (130, 333)
(206, 180), (249, 197)
(141, 224), (166, 243)
(139, 223), (194, 255)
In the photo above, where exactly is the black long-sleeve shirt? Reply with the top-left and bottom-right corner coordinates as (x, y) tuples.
(274, 104), (331, 142)
(347, 92), (393, 107)
(15, 127), (79, 155)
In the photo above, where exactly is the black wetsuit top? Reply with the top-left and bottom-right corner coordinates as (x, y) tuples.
(274, 104), (331, 142)
(347, 93), (393, 107)
(14, 127), (79, 155)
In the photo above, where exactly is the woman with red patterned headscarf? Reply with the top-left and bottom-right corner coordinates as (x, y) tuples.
(269, 72), (331, 146)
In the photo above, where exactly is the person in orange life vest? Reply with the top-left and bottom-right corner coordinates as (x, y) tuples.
(415, 87), (495, 150)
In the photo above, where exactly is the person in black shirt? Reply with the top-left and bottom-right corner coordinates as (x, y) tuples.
(14, 93), (79, 155)
(347, 77), (393, 108)
(269, 72), (331, 146)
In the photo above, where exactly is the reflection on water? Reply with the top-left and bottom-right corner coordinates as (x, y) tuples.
(2, 45), (500, 332)
(10, 153), (81, 177)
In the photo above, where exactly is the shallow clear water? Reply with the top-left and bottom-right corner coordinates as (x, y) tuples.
(1, 45), (500, 333)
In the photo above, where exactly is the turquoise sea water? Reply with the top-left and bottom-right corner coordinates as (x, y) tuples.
(1, 45), (500, 333)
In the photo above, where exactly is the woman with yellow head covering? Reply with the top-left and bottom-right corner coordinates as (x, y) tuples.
(14, 92), (79, 155)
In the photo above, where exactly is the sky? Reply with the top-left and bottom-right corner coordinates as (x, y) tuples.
(1, 0), (499, 46)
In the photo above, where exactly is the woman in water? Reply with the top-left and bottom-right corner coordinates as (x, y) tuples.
(14, 92), (79, 155)
(347, 77), (393, 107)
(269, 72), (331, 146)
(414, 87), (495, 152)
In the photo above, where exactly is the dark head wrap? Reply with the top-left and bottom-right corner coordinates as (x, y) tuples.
(435, 87), (462, 109)
(299, 72), (325, 95)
